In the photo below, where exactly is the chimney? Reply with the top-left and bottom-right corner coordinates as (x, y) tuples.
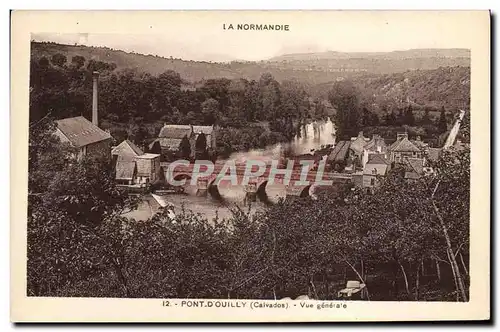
(92, 71), (99, 127)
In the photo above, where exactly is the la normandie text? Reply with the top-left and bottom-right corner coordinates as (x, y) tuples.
(223, 23), (290, 31)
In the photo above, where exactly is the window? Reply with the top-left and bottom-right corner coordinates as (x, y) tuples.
(372, 168), (377, 175)
(370, 178), (375, 186)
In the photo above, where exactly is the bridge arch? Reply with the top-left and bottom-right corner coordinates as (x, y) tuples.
(172, 173), (191, 183)
(285, 185), (312, 199)
(207, 177), (222, 200)
(256, 180), (270, 204)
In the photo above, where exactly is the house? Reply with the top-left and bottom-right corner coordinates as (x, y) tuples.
(113, 139), (161, 186)
(54, 116), (112, 161)
(362, 153), (390, 189)
(150, 124), (194, 157)
(388, 133), (423, 164)
(404, 157), (425, 181)
(193, 125), (216, 151)
(349, 131), (370, 161)
(327, 140), (351, 172)
(411, 136), (428, 151)
(135, 153), (161, 184)
(115, 157), (137, 185)
(112, 139), (144, 164)
(149, 124), (217, 160)
(361, 134), (388, 168)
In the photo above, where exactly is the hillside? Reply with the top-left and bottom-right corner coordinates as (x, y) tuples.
(268, 48), (470, 61)
(265, 49), (470, 75)
(31, 42), (470, 86)
(311, 66), (470, 112)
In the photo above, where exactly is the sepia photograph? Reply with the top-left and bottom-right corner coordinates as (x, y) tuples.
(11, 10), (490, 322)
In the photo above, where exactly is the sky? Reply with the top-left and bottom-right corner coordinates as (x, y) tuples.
(30, 11), (478, 62)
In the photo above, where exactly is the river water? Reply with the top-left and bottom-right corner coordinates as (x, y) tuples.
(123, 118), (336, 222)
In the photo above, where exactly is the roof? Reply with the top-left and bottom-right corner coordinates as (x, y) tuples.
(112, 139), (143, 157)
(193, 125), (214, 135)
(363, 163), (388, 176)
(366, 153), (389, 165)
(411, 138), (428, 150)
(158, 124), (193, 139)
(389, 137), (421, 153)
(136, 153), (160, 159)
(55, 116), (111, 148)
(350, 132), (370, 154)
(115, 160), (136, 180)
(158, 137), (183, 150)
(406, 158), (424, 174)
(364, 136), (387, 152)
(404, 158), (425, 180)
(328, 140), (351, 162)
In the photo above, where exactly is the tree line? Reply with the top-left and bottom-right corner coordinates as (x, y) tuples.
(28, 118), (469, 301)
(30, 53), (317, 154)
(328, 80), (452, 143)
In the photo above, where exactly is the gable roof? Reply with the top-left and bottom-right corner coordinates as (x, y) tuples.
(404, 158), (425, 180)
(411, 138), (428, 150)
(389, 137), (421, 152)
(366, 153), (389, 165)
(364, 135), (387, 152)
(115, 160), (136, 180)
(350, 132), (370, 154)
(159, 124), (193, 139)
(55, 116), (111, 148)
(406, 158), (424, 174)
(327, 140), (351, 162)
(112, 139), (144, 157)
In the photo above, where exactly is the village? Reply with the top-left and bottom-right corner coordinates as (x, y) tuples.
(51, 71), (467, 221)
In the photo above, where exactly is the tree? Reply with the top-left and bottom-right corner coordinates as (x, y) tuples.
(51, 53), (67, 67)
(421, 109), (432, 126)
(201, 98), (220, 125)
(438, 106), (448, 133)
(27, 119), (136, 296)
(404, 105), (415, 126)
(328, 81), (361, 139)
(179, 135), (192, 159)
(71, 55), (86, 69)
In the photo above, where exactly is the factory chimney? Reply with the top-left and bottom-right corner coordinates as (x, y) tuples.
(92, 71), (99, 127)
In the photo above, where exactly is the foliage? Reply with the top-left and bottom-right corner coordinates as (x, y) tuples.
(328, 81), (362, 139)
(28, 120), (469, 300)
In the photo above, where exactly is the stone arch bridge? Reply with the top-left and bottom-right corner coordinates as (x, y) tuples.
(160, 162), (352, 203)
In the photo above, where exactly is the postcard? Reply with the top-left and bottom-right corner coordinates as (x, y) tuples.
(10, 10), (490, 322)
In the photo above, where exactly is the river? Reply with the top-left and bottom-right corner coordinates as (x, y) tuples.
(122, 118), (336, 222)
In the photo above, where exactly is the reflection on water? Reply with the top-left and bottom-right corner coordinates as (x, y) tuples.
(290, 118), (336, 155)
(126, 119), (336, 222)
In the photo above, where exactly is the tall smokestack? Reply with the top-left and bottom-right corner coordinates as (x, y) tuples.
(92, 71), (99, 127)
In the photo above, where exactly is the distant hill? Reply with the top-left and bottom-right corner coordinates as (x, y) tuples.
(266, 49), (470, 75)
(312, 66), (470, 111)
(31, 42), (470, 86)
(268, 48), (471, 61)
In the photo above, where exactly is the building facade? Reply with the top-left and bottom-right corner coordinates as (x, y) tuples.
(54, 116), (112, 161)
(388, 133), (423, 164)
(149, 124), (217, 160)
